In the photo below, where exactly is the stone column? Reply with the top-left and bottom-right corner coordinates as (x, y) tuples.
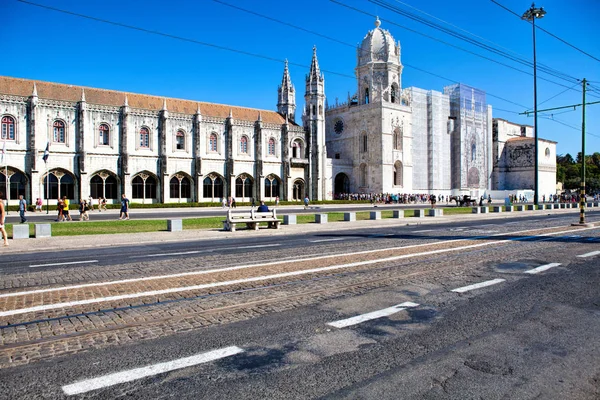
(77, 90), (87, 202)
(119, 96), (130, 199)
(159, 101), (169, 203)
(193, 106), (202, 202)
(28, 85), (39, 203)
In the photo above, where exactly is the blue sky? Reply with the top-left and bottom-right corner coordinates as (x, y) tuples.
(2, 0), (599, 157)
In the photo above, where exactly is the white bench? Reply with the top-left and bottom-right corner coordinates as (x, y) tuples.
(223, 209), (281, 232)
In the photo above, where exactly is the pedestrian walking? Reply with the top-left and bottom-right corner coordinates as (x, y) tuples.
(18, 195), (27, 223)
(231, 198), (237, 208)
(35, 197), (43, 212)
(304, 195), (309, 209)
(100, 198), (107, 212)
(62, 196), (73, 221)
(275, 196), (280, 207)
(119, 193), (130, 220)
(251, 197), (256, 208)
(79, 200), (89, 221)
(88, 196), (95, 211)
(56, 198), (65, 222)
(0, 191), (8, 247)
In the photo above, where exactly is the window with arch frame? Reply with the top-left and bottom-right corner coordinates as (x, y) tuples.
(53, 120), (65, 143)
(99, 124), (110, 146)
(1, 116), (15, 140)
(268, 138), (276, 156)
(240, 135), (248, 154)
(209, 133), (218, 152)
(175, 130), (185, 150)
(140, 127), (150, 148)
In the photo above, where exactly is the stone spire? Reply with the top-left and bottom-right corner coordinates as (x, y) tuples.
(81, 88), (86, 102)
(162, 98), (167, 111)
(307, 46), (322, 83)
(277, 59), (296, 122)
(123, 95), (129, 106)
(258, 111), (262, 122)
(32, 82), (38, 97)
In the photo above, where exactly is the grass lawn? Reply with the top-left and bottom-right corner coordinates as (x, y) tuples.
(3, 206), (475, 238)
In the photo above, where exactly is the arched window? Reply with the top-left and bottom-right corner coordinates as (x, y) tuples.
(235, 175), (253, 198)
(203, 174), (223, 200)
(391, 85), (397, 103)
(170, 175), (191, 200)
(240, 136), (248, 154)
(53, 120), (65, 143)
(365, 88), (369, 104)
(43, 170), (75, 200)
(292, 139), (303, 158)
(264, 175), (280, 199)
(175, 130), (185, 150)
(99, 124), (110, 146)
(359, 164), (367, 187)
(292, 179), (304, 201)
(471, 142), (476, 162)
(132, 174), (157, 199)
(1, 116), (15, 140)
(362, 134), (368, 153)
(394, 161), (403, 186)
(209, 133), (218, 152)
(139, 127), (150, 148)
(268, 138), (276, 156)
(0, 169), (27, 199)
(90, 173), (118, 199)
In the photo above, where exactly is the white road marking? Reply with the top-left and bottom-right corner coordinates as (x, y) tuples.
(310, 238), (348, 243)
(577, 250), (600, 258)
(62, 346), (244, 395)
(133, 250), (209, 258)
(524, 263), (562, 274)
(236, 244), (281, 249)
(1, 225), (596, 302)
(451, 279), (506, 293)
(327, 302), (419, 328)
(29, 260), (98, 268)
(414, 229), (434, 233)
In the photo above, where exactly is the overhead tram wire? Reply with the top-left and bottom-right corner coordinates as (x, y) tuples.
(329, 0), (589, 96)
(531, 82), (582, 111)
(19, 0), (529, 112)
(15, 0), (356, 79)
(369, 0), (582, 85)
(490, 0), (600, 64)
(212, 0), (530, 110)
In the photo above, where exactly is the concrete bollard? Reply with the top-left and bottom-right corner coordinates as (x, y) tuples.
(515, 205), (525, 211)
(392, 210), (404, 218)
(480, 207), (489, 213)
(344, 212), (356, 222)
(370, 211), (381, 220)
(283, 215), (296, 225)
(559, 203), (566, 209)
(167, 219), (182, 232)
(414, 209), (426, 218)
(12, 224), (29, 239)
(472, 207), (481, 214)
(492, 206), (503, 213)
(587, 202), (594, 208)
(505, 206), (514, 212)
(526, 205), (535, 211)
(315, 214), (328, 224)
(35, 224), (51, 238)
(544, 204), (552, 210)
(428, 209), (443, 217)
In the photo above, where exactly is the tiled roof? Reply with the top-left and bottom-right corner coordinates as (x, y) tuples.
(506, 136), (557, 144)
(0, 76), (291, 125)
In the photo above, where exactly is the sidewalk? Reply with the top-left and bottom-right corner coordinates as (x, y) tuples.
(1, 206), (589, 255)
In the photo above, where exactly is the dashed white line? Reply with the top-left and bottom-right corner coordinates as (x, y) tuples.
(451, 279), (506, 293)
(524, 263), (562, 274)
(414, 229), (434, 233)
(62, 346), (244, 395)
(310, 238), (349, 243)
(327, 302), (420, 328)
(132, 250), (209, 258)
(577, 250), (600, 258)
(29, 260), (98, 268)
(236, 244), (281, 249)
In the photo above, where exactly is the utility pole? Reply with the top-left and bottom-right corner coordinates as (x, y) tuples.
(579, 78), (588, 224)
(522, 3), (546, 206)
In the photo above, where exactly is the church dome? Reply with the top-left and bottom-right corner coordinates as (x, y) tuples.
(358, 17), (399, 66)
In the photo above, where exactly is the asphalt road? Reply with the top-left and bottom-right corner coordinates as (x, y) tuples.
(0, 211), (598, 399)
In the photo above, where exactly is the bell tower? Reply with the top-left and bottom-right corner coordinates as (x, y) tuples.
(303, 46), (327, 201)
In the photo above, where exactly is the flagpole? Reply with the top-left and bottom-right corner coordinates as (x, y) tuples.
(46, 160), (49, 214)
(3, 140), (7, 212)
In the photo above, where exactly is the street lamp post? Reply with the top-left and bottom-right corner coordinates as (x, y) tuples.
(522, 3), (546, 207)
